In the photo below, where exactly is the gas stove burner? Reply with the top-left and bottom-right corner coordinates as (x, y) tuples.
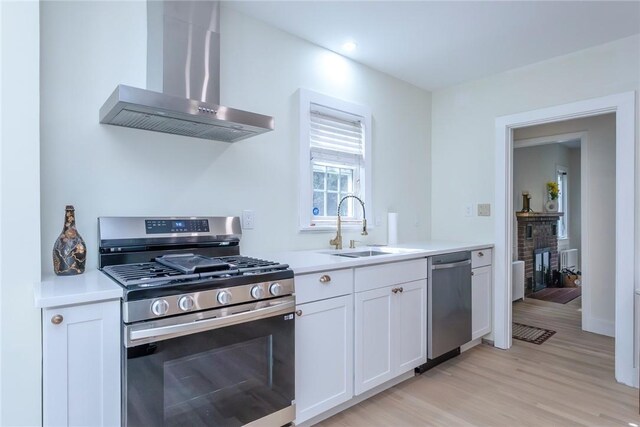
(102, 256), (289, 289)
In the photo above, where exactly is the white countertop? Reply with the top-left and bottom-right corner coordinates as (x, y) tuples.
(34, 269), (123, 309)
(33, 240), (492, 308)
(247, 240), (493, 275)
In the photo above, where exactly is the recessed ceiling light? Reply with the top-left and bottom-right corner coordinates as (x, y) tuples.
(342, 41), (357, 52)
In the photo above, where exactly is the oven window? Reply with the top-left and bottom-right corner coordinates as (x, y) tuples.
(125, 314), (293, 427)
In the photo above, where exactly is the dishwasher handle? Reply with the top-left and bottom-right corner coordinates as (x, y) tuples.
(431, 259), (471, 270)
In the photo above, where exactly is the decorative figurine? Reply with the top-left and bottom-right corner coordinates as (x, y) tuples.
(53, 205), (86, 275)
(520, 191), (532, 213)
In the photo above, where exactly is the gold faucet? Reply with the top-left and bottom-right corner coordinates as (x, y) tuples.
(330, 195), (368, 250)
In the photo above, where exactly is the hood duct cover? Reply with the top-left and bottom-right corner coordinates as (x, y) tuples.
(99, 1), (274, 142)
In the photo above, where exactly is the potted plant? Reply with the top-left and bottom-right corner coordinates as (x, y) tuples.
(545, 181), (559, 212)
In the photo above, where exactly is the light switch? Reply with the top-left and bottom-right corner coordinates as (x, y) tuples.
(465, 205), (473, 217)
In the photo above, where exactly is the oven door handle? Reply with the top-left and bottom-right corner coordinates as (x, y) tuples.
(127, 299), (295, 346)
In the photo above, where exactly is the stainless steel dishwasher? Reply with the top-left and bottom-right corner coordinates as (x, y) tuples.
(427, 251), (472, 360)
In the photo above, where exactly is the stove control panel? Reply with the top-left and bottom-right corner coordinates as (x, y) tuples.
(122, 278), (295, 323)
(145, 219), (210, 234)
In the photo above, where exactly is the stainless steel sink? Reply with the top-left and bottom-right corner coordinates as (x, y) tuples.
(332, 250), (388, 258)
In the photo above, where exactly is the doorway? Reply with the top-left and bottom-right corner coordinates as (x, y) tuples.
(493, 92), (636, 387)
(511, 128), (592, 333)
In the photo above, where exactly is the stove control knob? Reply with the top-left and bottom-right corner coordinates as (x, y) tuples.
(178, 295), (194, 311)
(151, 299), (169, 316)
(251, 286), (265, 299)
(269, 282), (283, 296)
(217, 290), (232, 305)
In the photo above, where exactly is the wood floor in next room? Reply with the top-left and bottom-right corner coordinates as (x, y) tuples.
(318, 297), (639, 427)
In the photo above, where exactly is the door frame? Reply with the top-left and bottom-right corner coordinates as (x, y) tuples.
(494, 91), (636, 387)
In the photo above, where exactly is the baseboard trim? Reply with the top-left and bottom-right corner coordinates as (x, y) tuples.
(583, 316), (614, 337)
(295, 371), (414, 427)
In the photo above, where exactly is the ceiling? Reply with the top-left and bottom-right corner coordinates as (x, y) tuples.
(226, 1), (640, 91)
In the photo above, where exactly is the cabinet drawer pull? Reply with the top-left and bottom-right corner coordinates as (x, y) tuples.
(392, 288), (398, 294)
(478, 251), (484, 257)
(295, 310), (303, 317)
(399, 287), (404, 293)
(51, 314), (64, 325)
(471, 271), (475, 276)
(319, 275), (331, 284)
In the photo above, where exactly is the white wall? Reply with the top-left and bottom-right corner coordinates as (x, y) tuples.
(513, 114), (616, 332)
(39, 2), (432, 276)
(431, 35), (639, 337)
(431, 34), (639, 243)
(0, 1), (41, 426)
(513, 143), (570, 212)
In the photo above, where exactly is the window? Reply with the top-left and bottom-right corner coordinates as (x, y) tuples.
(557, 167), (568, 239)
(299, 89), (372, 230)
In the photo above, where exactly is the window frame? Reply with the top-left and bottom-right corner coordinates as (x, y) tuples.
(298, 89), (372, 232)
(556, 166), (569, 240)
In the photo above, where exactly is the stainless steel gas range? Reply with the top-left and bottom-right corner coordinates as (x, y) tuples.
(98, 216), (295, 427)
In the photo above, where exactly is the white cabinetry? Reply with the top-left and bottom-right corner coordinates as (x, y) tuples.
(354, 265), (427, 396)
(43, 299), (121, 427)
(355, 279), (427, 395)
(295, 272), (353, 424)
(471, 249), (492, 340)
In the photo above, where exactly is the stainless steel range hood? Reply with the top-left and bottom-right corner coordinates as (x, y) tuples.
(99, 1), (274, 142)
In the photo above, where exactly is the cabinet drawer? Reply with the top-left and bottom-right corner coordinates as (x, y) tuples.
(471, 248), (492, 268)
(296, 268), (353, 304)
(354, 258), (427, 293)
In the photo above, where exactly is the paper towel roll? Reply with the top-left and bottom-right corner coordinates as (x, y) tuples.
(387, 212), (398, 245)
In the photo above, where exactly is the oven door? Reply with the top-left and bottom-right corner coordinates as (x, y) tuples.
(124, 297), (295, 427)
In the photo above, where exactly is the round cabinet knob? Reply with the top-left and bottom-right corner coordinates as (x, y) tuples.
(151, 299), (169, 316)
(178, 295), (194, 311)
(51, 314), (63, 325)
(251, 286), (265, 299)
(295, 310), (303, 317)
(478, 252), (484, 257)
(217, 290), (232, 305)
(269, 282), (282, 296)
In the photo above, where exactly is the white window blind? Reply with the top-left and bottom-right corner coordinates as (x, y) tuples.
(310, 106), (364, 156)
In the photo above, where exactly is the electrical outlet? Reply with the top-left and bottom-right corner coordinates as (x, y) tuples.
(242, 210), (255, 229)
(465, 205), (473, 217)
(478, 203), (491, 217)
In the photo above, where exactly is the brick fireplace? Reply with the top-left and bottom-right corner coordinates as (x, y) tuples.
(516, 212), (564, 295)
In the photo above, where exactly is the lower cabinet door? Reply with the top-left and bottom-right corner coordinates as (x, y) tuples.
(472, 265), (492, 339)
(396, 279), (427, 373)
(295, 295), (353, 424)
(354, 286), (394, 395)
(43, 300), (121, 427)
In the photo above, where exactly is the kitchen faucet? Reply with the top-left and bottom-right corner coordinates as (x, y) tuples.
(329, 195), (368, 250)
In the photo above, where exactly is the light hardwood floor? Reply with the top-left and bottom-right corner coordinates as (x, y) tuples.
(318, 297), (639, 426)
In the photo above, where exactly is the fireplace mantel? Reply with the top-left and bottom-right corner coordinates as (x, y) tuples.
(516, 212), (564, 221)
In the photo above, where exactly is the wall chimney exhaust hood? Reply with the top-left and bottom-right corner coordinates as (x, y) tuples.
(99, 1), (274, 142)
